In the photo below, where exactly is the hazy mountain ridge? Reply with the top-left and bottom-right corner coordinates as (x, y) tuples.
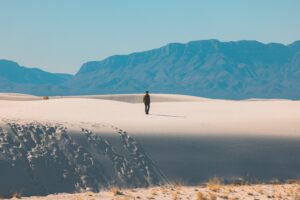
(0, 60), (72, 84)
(0, 60), (72, 95)
(71, 40), (300, 99)
(1, 39), (300, 99)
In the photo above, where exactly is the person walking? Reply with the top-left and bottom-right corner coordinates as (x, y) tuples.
(143, 91), (151, 114)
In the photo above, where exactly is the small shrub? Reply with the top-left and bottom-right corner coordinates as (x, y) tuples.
(286, 179), (300, 184)
(12, 192), (22, 199)
(294, 187), (300, 200)
(207, 177), (223, 185)
(207, 177), (223, 192)
(208, 192), (217, 200)
(75, 196), (84, 200)
(208, 184), (221, 192)
(151, 190), (158, 196)
(269, 178), (280, 184)
(110, 186), (123, 196)
(172, 192), (178, 200)
(197, 191), (203, 200)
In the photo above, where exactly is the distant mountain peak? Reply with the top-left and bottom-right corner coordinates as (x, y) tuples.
(0, 60), (73, 93)
(1, 39), (300, 99)
(73, 39), (300, 99)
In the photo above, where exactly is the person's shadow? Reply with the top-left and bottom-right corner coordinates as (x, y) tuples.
(149, 113), (186, 118)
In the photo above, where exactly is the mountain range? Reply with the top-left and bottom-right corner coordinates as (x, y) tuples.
(1, 39), (300, 99)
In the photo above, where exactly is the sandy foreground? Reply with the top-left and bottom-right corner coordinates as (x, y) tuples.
(17, 184), (300, 200)
(1, 93), (300, 198)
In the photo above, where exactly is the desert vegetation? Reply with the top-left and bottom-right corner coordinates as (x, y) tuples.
(13, 182), (300, 200)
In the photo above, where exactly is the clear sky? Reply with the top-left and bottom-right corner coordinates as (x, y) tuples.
(0, 0), (300, 74)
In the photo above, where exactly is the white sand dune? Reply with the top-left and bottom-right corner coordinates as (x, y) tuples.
(66, 93), (207, 103)
(0, 93), (41, 101)
(0, 93), (299, 136)
(0, 92), (205, 103)
(0, 93), (300, 198)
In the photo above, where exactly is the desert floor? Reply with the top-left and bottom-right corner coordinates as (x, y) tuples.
(16, 183), (300, 200)
(1, 93), (300, 199)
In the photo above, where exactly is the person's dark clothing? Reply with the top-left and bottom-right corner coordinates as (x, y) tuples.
(143, 94), (150, 104)
(143, 94), (151, 114)
(144, 104), (150, 115)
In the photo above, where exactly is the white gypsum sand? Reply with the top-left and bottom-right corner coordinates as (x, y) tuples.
(0, 93), (299, 136)
(0, 93), (300, 198)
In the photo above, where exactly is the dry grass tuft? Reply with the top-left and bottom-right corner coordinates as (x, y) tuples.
(12, 192), (22, 199)
(170, 179), (185, 188)
(75, 196), (84, 200)
(294, 187), (300, 200)
(196, 191), (204, 200)
(172, 191), (179, 200)
(110, 186), (123, 196)
(207, 177), (223, 185)
(286, 179), (300, 184)
(151, 191), (158, 196)
(172, 190), (180, 200)
(269, 178), (281, 184)
(254, 185), (264, 195)
(206, 177), (223, 192)
(208, 192), (217, 200)
(86, 191), (94, 196)
(208, 184), (221, 192)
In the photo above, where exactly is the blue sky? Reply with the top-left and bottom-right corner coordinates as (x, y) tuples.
(0, 0), (300, 74)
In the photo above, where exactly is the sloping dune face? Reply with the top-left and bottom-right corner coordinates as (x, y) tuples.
(0, 122), (168, 197)
(0, 93), (300, 197)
